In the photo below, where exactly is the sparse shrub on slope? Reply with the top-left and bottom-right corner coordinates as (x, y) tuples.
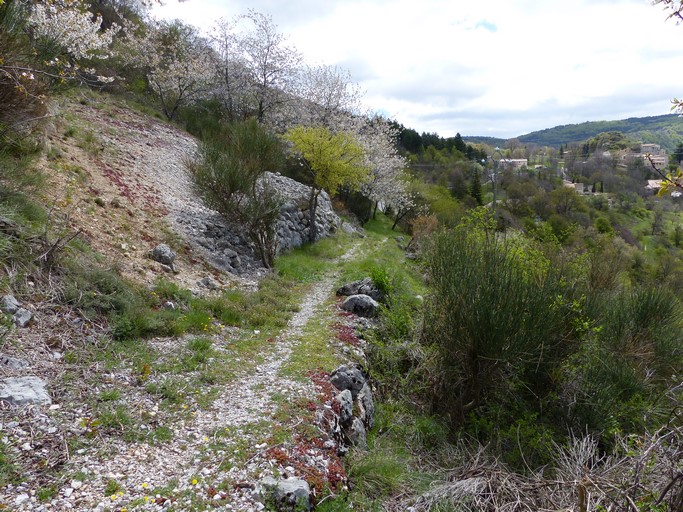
(187, 118), (285, 268)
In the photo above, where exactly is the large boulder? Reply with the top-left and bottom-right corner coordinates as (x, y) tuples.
(149, 244), (176, 269)
(334, 389), (354, 424)
(265, 172), (341, 252)
(356, 383), (375, 429)
(13, 308), (32, 328)
(0, 354), (28, 370)
(0, 376), (51, 406)
(257, 476), (311, 511)
(336, 277), (383, 302)
(344, 417), (368, 449)
(340, 294), (379, 318)
(1, 295), (20, 314)
(330, 365), (366, 398)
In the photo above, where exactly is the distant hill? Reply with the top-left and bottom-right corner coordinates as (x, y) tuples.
(462, 135), (507, 147)
(466, 114), (683, 151)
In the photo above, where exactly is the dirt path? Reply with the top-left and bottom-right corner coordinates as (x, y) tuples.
(3, 244), (361, 511)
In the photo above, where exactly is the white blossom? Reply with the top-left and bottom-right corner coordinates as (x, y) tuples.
(119, 18), (216, 119)
(28, 2), (119, 60)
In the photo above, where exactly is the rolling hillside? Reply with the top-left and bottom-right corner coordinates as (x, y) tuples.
(465, 113), (683, 150)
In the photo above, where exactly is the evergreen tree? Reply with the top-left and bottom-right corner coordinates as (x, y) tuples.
(674, 142), (683, 165)
(470, 169), (483, 205)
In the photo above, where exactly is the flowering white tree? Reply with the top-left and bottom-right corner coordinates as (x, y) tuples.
(356, 115), (409, 218)
(292, 64), (363, 130)
(28, 1), (119, 61)
(0, 0), (119, 92)
(120, 19), (216, 120)
(232, 10), (302, 124)
(0, 0), (119, 132)
(210, 18), (255, 122)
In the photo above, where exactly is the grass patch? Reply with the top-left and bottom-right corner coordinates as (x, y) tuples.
(104, 478), (123, 495)
(282, 315), (342, 379)
(275, 232), (354, 283)
(151, 425), (174, 444)
(0, 443), (19, 487)
(36, 486), (59, 502)
(96, 404), (145, 442)
(98, 389), (121, 402)
(347, 448), (408, 500)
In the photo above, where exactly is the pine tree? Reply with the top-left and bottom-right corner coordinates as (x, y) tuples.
(470, 169), (483, 205)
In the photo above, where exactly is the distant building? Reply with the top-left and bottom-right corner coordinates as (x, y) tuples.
(563, 180), (585, 193)
(635, 143), (668, 169)
(646, 179), (663, 191)
(502, 158), (528, 170)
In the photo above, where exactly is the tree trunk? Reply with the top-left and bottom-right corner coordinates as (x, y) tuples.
(308, 187), (321, 242)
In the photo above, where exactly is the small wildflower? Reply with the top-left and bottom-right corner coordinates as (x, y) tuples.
(141, 482), (149, 489)
(191, 478), (198, 486)
(203, 436), (209, 442)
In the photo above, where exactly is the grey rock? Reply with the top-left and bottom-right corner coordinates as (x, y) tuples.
(340, 294), (379, 318)
(222, 248), (238, 259)
(336, 278), (383, 301)
(356, 383), (375, 429)
(198, 276), (220, 290)
(0, 376), (51, 406)
(330, 365), (366, 398)
(1, 295), (20, 314)
(264, 172), (341, 252)
(258, 476), (310, 511)
(335, 390), (354, 424)
(13, 308), (32, 328)
(149, 244), (176, 268)
(0, 354), (28, 370)
(345, 417), (368, 448)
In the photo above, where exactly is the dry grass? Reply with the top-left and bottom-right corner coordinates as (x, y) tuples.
(407, 421), (683, 512)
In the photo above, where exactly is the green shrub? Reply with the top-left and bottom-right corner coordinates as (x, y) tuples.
(370, 265), (392, 296)
(187, 119), (285, 267)
(153, 277), (192, 304)
(0, 443), (18, 487)
(423, 228), (575, 428)
(62, 263), (137, 318)
(562, 286), (683, 440)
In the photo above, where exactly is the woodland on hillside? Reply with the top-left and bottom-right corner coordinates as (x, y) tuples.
(2, 0), (683, 510)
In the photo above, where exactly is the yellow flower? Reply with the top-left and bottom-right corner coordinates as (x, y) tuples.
(191, 478), (198, 486)
(141, 482), (149, 489)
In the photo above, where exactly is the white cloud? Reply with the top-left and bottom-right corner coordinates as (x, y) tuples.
(152, 0), (683, 138)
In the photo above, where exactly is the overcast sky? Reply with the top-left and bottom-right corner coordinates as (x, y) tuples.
(152, 0), (683, 139)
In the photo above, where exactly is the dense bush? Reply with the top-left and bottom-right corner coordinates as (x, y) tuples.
(420, 216), (683, 469)
(423, 226), (575, 429)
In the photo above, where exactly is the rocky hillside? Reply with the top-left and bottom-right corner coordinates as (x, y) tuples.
(0, 92), (387, 511)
